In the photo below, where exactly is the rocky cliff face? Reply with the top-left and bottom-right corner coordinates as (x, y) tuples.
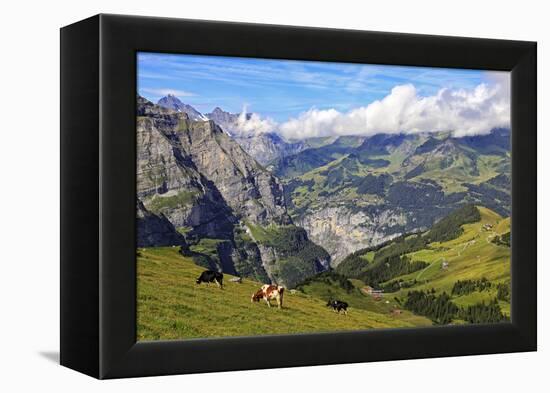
(205, 107), (305, 165)
(137, 98), (291, 232)
(137, 101), (236, 238)
(173, 119), (291, 225)
(137, 96), (328, 286)
(205, 107), (244, 128)
(137, 200), (187, 247)
(157, 94), (207, 121)
(245, 224), (331, 288)
(233, 133), (305, 165)
(296, 206), (407, 265)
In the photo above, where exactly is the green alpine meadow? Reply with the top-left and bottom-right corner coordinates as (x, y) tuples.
(136, 53), (511, 340)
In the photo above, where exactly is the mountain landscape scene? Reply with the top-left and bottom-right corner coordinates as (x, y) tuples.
(136, 53), (511, 340)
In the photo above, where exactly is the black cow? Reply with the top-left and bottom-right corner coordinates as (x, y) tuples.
(326, 300), (348, 314)
(196, 270), (224, 289)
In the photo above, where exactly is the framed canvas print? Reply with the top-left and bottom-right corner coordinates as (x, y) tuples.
(60, 14), (536, 379)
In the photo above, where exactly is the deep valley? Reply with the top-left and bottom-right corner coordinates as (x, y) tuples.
(136, 94), (511, 338)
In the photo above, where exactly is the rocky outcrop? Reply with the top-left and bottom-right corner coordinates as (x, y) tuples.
(136, 200), (187, 247)
(137, 97), (291, 237)
(255, 244), (279, 282)
(297, 206), (407, 266)
(205, 107), (244, 128)
(230, 238), (270, 283)
(233, 133), (305, 165)
(157, 95), (207, 121)
(205, 107), (305, 165)
(244, 224), (330, 287)
(137, 107), (236, 239)
(173, 119), (291, 225)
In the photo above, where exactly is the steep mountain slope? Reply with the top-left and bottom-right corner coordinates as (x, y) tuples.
(234, 132), (305, 165)
(137, 96), (329, 286)
(204, 106), (243, 129)
(137, 247), (421, 340)
(137, 200), (187, 247)
(336, 206), (510, 324)
(272, 136), (368, 178)
(138, 97), (237, 239)
(138, 96), (289, 228)
(205, 107), (305, 164)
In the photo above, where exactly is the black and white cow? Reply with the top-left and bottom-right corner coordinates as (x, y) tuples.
(326, 299), (348, 314)
(196, 270), (224, 289)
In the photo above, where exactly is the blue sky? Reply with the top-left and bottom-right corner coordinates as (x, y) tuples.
(137, 52), (494, 122)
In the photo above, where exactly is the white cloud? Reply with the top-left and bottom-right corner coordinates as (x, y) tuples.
(228, 105), (278, 137)
(278, 74), (510, 139)
(140, 88), (195, 97)
(207, 73), (510, 140)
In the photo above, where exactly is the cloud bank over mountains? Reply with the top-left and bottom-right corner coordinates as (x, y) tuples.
(233, 105), (278, 136)
(231, 73), (510, 140)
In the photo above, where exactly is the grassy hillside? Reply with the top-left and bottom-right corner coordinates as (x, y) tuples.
(386, 206), (511, 316)
(137, 247), (420, 341)
(295, 272), (431, 327)
(335, 206), (510, 324)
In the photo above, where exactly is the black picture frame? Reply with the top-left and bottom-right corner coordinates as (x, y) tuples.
(60, 14), (537, 379)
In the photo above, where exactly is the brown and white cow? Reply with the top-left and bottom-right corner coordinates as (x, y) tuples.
(251, 284), (285, 308)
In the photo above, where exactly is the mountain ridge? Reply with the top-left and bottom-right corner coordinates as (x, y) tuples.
(137, 96), (330, 286)
(204, 106), (306, 164)
(157, 94), (208, 121)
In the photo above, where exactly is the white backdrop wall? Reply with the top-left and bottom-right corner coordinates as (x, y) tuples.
(0, 0), (545, 391)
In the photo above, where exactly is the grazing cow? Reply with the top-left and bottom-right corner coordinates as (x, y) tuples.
(251, 284), (285, 308)
(196, 270), (223, 288)
(326, 300), (348, 314)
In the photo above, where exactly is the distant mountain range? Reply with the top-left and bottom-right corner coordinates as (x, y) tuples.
(204, 106), (247, 130)
(277, 129), (510, 263)
(157, 96), (306, 164)
(144, 94), (511, 283)
(157, 94), (208, 121)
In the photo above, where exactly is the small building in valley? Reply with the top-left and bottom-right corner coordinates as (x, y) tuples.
(362, 286), (374, 295)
